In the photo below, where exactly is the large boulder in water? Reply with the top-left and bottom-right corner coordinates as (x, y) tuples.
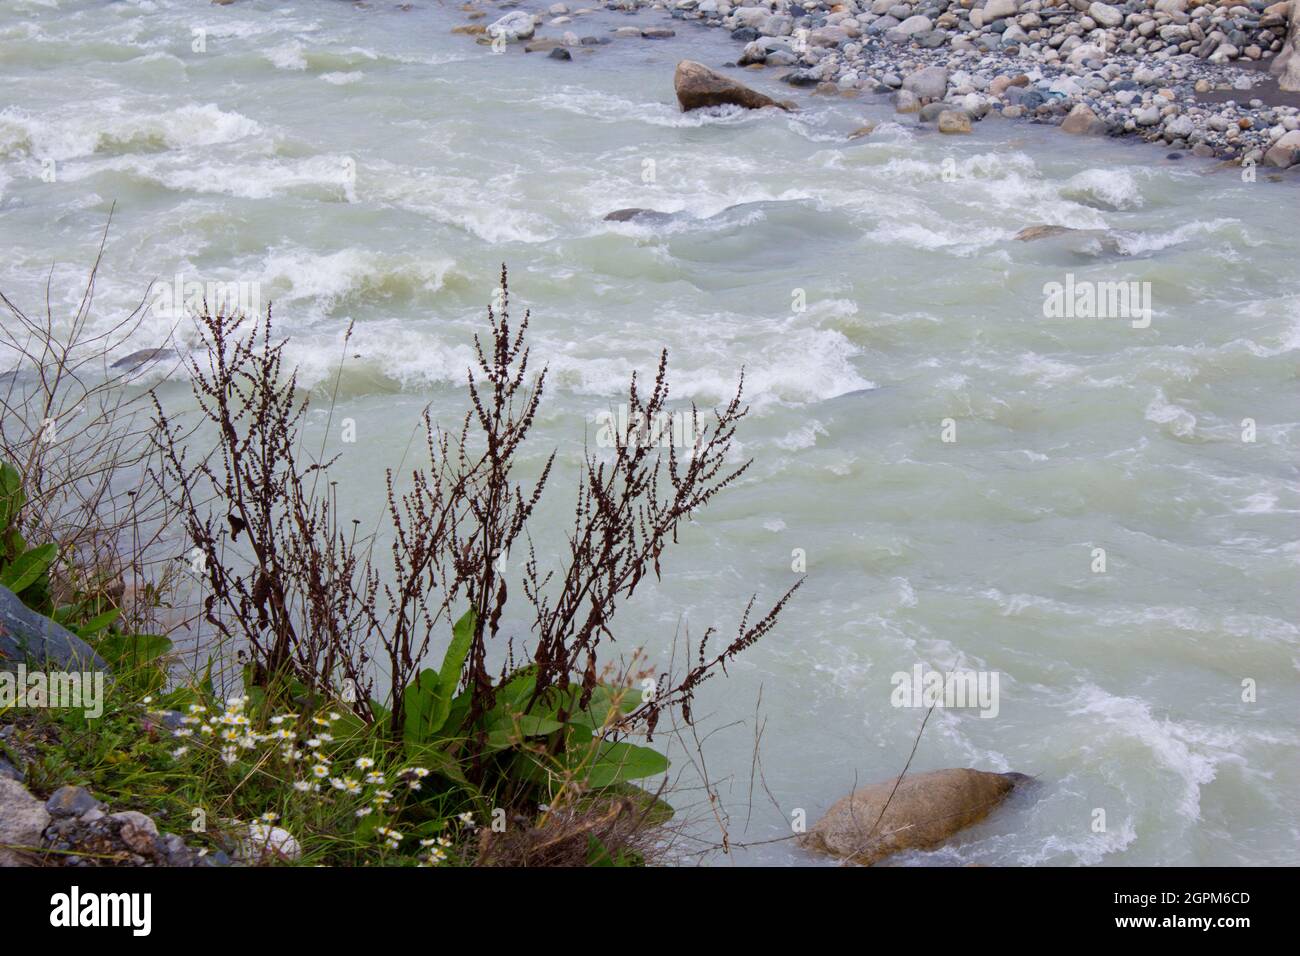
(674, 60), (793, 112)
(799, 768), (1030, 865)
(487, 11), (535, 42)
(602, 208), (677, 224)
(110, 347), (177, 371)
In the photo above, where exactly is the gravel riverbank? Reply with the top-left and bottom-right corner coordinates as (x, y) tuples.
(463, 0), (1300, 169)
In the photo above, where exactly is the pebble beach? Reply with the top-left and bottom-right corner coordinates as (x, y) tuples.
(470, 0), (1300, 167)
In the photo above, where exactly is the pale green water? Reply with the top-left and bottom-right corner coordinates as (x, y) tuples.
(2, 0), (1298, 865)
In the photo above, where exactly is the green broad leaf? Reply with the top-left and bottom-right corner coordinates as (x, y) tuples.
(484, 713), (566, 751)
(598, 782), (675, 825)
(93, 632), (173, 668)
(427, 608), (476, 736)
(495, 666), (537, 712)
(568, 682), (643, 732)
(75, 607), (121, 638)
(583, 740), (670, 788)
(0, 461), (23, 530)
(493, 713), (565, 736)
(402, 668), (440, 746)
(0, 542), (56, 594)
(512, 731), (669, 789)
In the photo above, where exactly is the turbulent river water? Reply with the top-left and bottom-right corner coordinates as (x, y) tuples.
(2, 0), (1298, 865)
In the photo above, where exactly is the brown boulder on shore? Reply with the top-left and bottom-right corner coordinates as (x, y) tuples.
(798, 768), (1031, 865)
(1271, 2), (1300, 92)
(674, 60), (794, 112)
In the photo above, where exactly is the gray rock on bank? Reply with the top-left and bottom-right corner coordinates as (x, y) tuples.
(0, 776), (49, 867)
(34, 783), (232, 867)
(799, 768), (1032, 865)
(0, 584), (108, 672)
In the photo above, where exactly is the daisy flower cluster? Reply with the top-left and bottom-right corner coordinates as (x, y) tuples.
(152, 693), (466, 864)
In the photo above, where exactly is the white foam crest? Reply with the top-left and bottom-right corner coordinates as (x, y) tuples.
(265, 40), (308, 71)
(204, 18), (319, 42)
(866, 219), (1008, 255)
(1237, 492), (1281, 514)
(0, 102), (261, 162)
(1066, 684), (1221, 821)
(1110, 218), (1237, 256)
(774, 421), (827, 450)
(1005, 352), (1085, 385)
(257, 248), (456, 305)
(1017, 815), (1139, 865)
(369, 163), (557, 244)
(533, 87), (771, 129)
(73, 152), (354, 201)
(281, 325), (481, 392)
(877, 150), (1038, 184)
(321, 71), (364, 85)
(537, 324), (871, 408)
(1144, 387), (1197, 438)
(1061, 167), (1144, 210)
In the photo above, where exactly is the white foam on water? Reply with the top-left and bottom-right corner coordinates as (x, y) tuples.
(774, 421), (828, 450)
(532, 87), (771, 129)
(67, 151), (355, 202)
(866, 219), (1009, 255)
(368, 161), (558, 244)
(321, 71), (364, 85)
(1110, 217), (1238, 256)
(1144, 387), (1197, 439)
(0, 102), (262, 161)
(1236, 492), (1279, 514)
(256, 247), (457, 308)
(1061, 167), (1145, 210)
(1066, 684), (1224, 822)
(265, 40), (309, 71)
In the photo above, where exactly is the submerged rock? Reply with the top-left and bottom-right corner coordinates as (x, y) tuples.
(937, 109), (972, 134)
(799, 768), (1031, 865)
(487, 11), (535, 42)
(1014, 224), (1080, 241)
(110, 347), (177, 370)
(602, 207), (676, 223)
(674, 60), (793, 112)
